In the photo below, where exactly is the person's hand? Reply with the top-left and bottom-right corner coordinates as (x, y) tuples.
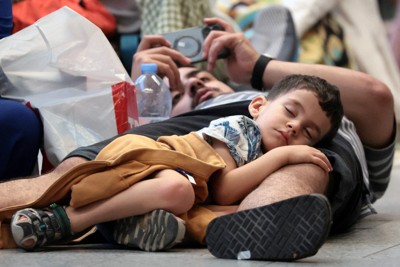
(272, 145), (333, 173)
(202, 17), (260, 85)
(131, 35), (191, 93)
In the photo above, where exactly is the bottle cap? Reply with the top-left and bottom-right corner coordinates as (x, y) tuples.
(141, 63), (158, 74)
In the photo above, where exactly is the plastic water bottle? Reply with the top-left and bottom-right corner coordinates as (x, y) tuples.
(135, 63), (172, 125)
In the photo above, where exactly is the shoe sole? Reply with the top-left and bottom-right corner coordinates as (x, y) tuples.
(113, 209), (186, 251)
(205, 194), (332, 261)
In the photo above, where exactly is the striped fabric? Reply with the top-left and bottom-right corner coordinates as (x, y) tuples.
(195, 91), (266, 110)
(338, 118), (369, 192)
(365, 137), (396, 201)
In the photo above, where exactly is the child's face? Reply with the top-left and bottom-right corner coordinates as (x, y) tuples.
(249, 90), (331, 152)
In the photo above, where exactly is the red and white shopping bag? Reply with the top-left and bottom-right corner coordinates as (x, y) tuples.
(0, 7), (138, 165)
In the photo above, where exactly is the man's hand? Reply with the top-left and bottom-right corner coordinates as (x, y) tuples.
(202, 18), (260, 85)
(131, 35), (191, 93)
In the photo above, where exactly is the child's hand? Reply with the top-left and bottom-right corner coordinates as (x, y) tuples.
(272, 145), (332, 172)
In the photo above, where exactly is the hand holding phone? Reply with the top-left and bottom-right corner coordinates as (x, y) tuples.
(162, 24), (229, 64)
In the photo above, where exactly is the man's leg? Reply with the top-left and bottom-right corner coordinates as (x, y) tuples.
(206, 163), (332, 261)
(0, 157), (87, 209)
(238, 163), (329, 210)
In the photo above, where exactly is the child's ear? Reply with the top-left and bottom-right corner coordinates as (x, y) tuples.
(248, 96), (268, 118)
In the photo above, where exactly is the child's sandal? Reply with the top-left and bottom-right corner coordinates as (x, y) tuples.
(10, 203), (73, 251)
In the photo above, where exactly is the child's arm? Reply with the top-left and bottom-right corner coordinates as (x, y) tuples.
(210, 139), (332, 205)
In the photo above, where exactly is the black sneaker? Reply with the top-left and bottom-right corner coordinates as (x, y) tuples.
(113, 209), (186, 251)
(205, 194), (332, 261)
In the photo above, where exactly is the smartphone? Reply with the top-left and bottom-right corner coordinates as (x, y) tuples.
(162, 24), (229, 63)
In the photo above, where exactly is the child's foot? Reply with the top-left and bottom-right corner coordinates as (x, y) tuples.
(11, 203), (72, 251)
(113, 209), (186, 251)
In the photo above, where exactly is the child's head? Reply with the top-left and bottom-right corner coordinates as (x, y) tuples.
(249, 74), (343, 151)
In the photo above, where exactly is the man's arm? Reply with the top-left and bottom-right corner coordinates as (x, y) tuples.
(263, 61), (394, 148)
(202, 19), (395, 149)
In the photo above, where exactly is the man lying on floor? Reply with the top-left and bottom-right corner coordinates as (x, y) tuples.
(0, 18), (395, 261)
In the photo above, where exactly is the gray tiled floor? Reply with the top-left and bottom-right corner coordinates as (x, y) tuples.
(1, 154), (400, 267)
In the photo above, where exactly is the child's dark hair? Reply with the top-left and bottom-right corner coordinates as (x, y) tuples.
(267, 74), (344, 144)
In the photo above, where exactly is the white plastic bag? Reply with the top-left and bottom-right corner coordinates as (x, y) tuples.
(0, 7), (138, 165)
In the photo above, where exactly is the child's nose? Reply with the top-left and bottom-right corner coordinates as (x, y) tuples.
(287, 121), (300, 134)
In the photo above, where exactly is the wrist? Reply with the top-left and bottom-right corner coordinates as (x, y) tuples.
(250, 55), (273, 91)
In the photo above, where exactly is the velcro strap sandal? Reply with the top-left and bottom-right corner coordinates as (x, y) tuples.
(10, 203), (73, 251)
